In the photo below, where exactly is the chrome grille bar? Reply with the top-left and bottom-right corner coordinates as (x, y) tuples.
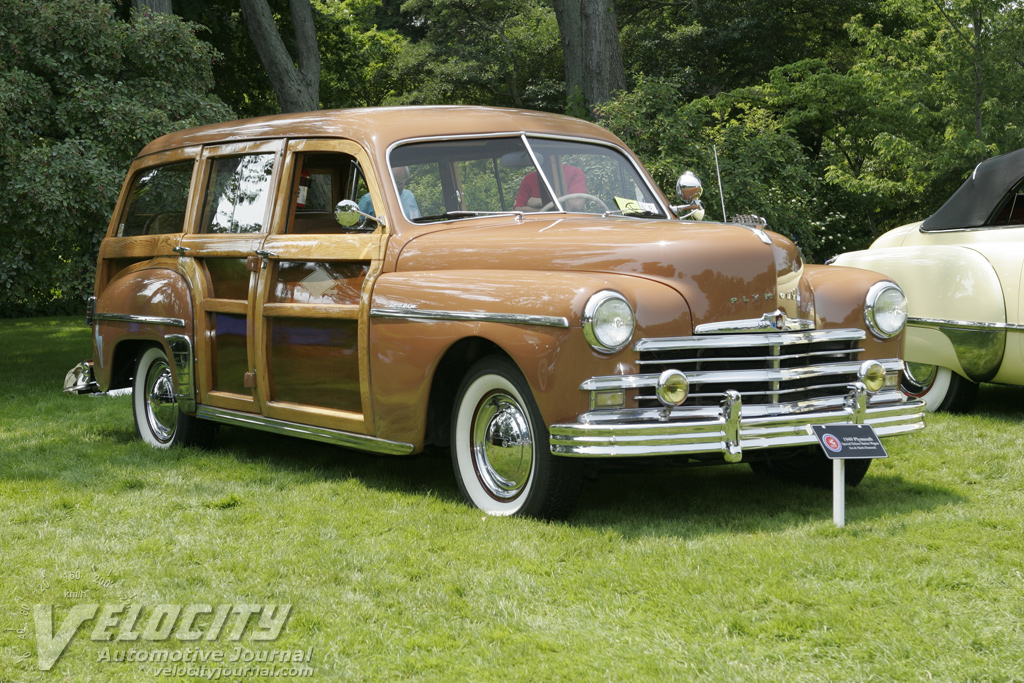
(633, 329), (865, 352)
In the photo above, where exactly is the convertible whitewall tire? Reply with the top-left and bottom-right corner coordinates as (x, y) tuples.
(901, 364), (978, 413)
(451, 356), (582, 519)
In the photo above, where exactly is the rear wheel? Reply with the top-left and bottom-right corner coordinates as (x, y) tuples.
(132, 346), (212, 448)
(750, 446), (871, 488)
(901, 363), (978, 413)
(451, 356), (582, 518)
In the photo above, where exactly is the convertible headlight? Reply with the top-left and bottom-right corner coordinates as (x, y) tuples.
(864, 281), (908, 338)
(583, 291), (635, 353)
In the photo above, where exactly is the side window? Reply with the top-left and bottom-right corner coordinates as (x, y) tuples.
(289, 152), (371, 234)
(117, 160), (194, 237)
(989, 178), (1024, 226)
(199, 153), (276, 234)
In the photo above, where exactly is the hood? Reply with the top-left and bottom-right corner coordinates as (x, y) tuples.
(393, 217), (806, 328)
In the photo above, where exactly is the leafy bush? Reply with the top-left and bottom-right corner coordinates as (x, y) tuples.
(596, 77), (867, 263)
(0, 1), (232, 317)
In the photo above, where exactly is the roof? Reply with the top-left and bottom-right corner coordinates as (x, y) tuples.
(137, 106), (624, 158)
(921, 147), (1024, 231)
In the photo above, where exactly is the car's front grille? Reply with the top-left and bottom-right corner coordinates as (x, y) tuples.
(634, 330), (866, 408)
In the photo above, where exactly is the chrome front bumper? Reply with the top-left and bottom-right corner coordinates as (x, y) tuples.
(549, 382), (926, 460)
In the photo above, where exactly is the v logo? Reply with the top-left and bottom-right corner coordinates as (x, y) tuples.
(34, 604), (98, 671)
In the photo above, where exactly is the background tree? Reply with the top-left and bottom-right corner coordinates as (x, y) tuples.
(240, 0), (321, 112)
(0, 0), (231, 316)
(600, 0), (1024, 262)
(381, 0), (564, 110)
(551, 0), (626, 113)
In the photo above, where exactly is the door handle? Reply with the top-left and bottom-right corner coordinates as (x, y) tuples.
(255, 249), (277, 259)
(172, 246), (189, 255)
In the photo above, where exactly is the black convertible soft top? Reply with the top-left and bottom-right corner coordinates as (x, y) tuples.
(921, 147), (1024, 231)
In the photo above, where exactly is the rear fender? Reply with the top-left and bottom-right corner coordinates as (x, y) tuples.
(92, 263), (196, 394)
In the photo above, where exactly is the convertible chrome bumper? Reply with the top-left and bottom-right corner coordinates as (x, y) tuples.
(549, 383), (926, 459)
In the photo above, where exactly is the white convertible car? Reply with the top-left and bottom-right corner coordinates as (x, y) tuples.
(833, 147), (1024, 412)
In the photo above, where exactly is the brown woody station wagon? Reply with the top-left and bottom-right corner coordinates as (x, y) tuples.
(65, 106), (925, 518)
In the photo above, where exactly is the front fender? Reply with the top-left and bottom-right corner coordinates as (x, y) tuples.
(368, 270), (689, 446)
(832, 246), (1006, 381)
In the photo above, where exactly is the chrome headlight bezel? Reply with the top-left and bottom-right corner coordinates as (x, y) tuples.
(583, 290), (635, 353)
(864, 281), (908, 339)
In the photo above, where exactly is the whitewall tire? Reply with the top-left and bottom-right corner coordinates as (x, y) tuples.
(451, 356), (582, 519)
(902, 363), (978, 413)
(132, 346), (211, 448)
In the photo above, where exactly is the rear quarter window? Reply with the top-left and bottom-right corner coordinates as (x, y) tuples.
(117, 160), (194, 237)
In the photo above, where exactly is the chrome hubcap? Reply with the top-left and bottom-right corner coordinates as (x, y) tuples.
(904, 362), (937, 393)
(145, 359), (178, 443)
(471, 391), (533, 499)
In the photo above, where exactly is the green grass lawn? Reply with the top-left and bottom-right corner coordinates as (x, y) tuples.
(2, 317), (1024, 682)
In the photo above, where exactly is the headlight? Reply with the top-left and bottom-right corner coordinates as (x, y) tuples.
(864, 281), (907, 338)
(583, 291), (635, 353)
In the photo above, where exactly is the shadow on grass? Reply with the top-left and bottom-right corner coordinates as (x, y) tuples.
(211, 425), (461, 503)
(572, 461), (963, 536)
(205, 425), (962, 536)
(972, 383), (1024, 421)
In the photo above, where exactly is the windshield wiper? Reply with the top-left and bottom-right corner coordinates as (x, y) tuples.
(602, 209), (666, 219)
(412, 210), (522, 223)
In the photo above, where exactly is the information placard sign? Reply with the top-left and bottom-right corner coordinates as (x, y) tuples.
(811, 424), (888, 460)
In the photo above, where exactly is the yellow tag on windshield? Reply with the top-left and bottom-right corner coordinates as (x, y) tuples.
(615, 196), (641, 211)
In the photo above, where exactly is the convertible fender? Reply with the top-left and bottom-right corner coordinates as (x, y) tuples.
(832, 245), (1005, 382)
(367, 269), (689, 447)
(92, 262), (196, 392)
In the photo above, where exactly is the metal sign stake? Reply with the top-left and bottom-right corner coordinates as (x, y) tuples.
(833, 459), (846, 527)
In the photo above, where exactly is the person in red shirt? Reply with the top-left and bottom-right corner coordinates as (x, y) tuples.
(514, 165), (587, 212)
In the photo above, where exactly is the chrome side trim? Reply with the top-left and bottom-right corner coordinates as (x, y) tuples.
(694, 310), (815, 334)
(634, 328), (865, 352)
(908, 316), (1024, 332)
(370, 307), (569, 329)
(549, 386), (925, 459)
(93, 312), (187, 328)
(195, 405), (416, 456)
(166, 334), (195, 413)
(907, 316), (1007, 382)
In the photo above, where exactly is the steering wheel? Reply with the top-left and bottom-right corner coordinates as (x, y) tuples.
(540, 193), (609, 212)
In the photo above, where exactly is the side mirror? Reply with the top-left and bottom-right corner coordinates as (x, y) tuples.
(334, 199), (377, 230)
(671, 171), (705, 220)
(676, 171), (703, 202)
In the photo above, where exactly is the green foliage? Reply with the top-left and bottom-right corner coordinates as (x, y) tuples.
(597, 78), (863, 261)
(601, 1), (1024, 263)
(0, 0), (232, 317)
(373, 0), (565, 110)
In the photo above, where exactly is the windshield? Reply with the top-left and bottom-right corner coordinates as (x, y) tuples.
(388, 135), (666, 223)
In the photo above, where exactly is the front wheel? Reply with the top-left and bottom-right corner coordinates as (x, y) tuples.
(132, 346), (212, 448)
(901, 363), (978, 413)
(750, 446), (871, 488)
(451, 356), (582, 518)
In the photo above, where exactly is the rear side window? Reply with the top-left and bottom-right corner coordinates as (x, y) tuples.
(200, 154), (276, 234)
(117, 160), (194, 237)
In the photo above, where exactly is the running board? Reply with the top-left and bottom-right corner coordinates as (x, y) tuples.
(195, 405), (416, 456)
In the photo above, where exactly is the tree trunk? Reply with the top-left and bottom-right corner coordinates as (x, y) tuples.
(552, 0), (626, 114)
(972, 3), (984, 161)
(132, 0), (172, 14)
(240, 0), (321, 113)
